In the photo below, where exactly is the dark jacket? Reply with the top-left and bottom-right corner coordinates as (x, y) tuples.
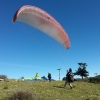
(48, 73), (51, 78)
(66, 72), (74, 82)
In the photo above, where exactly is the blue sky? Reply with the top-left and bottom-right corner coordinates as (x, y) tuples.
(0, 0), (100, 80)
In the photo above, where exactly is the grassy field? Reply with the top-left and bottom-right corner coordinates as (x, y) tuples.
(0, 80), (100, 100)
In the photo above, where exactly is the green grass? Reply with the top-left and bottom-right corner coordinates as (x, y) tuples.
(0, 81), (100, 100)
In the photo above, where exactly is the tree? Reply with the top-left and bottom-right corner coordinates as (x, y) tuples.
(41, 76), (47, 79)
(21, 76), (24, 79)
(0, 75), (7, 80)
(74, 63), (89, 79)
(62, 77), (66, 81)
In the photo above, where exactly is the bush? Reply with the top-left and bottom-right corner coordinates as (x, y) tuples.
(89, 77), (100, 84)
(4, 85), (8, 89)
(75, 78), (89, 82)
(82, 78), (89, 82)
(8, 90), (39, 100)
(0, 75), (7, 80)
(62, 77), (66, 81)
(10, 91), (32, 100)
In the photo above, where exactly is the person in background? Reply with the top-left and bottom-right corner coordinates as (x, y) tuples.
(35, 73), (39, 78)
(48, 72), (51, 82)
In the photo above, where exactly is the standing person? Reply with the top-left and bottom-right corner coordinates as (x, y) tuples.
(64, 68), (73, 89)
(35, 73), (39, 78)
(48, 72), (51, 82)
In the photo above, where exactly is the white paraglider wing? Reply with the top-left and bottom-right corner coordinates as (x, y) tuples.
(12, 5), (70, 49)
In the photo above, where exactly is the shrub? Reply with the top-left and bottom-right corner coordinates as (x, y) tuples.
(0, 75), (7, 80)
(8, 90), (39, 100)
(11, 91), (32, 100)
(75, 78), (89, 82)
(86, 97), (99, 100)
(89, 77), (100, 84)
(62, 77), (66, 81)
(82, 78), (89, 82)
(4, 85), (8, 89)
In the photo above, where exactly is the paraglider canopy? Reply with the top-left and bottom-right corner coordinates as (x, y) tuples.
(12, 5), (70, 49)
